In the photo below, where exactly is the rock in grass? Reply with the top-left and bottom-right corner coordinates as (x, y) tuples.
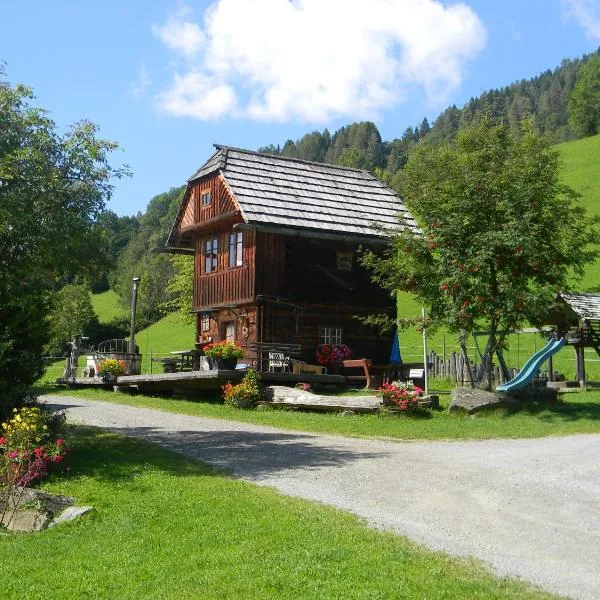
(49, 506), (95, 528)
(0, 487), (92, 532)
(449, 387), (515, 414)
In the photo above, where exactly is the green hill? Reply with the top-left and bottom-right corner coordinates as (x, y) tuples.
(558, 133), (600, 289)
(91, 290), (128, 324)
(133, 313), (195, 373)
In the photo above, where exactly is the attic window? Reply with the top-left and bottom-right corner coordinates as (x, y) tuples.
(201, 191), (212, 206)
(336, 251), (353, 272)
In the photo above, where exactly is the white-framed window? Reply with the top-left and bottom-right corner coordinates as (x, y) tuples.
(201, 191), (211, 205)
(336, 251), (353, 271)
(320, 327), (343, 345)
(201, 313), (210, 332)
(204, 238), (218, 273)
(229, 231), (243, 268)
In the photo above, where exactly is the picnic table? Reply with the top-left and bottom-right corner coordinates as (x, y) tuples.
(154, 350), (201, 373)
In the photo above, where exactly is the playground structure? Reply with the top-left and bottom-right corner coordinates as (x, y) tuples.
(495, 292), (600, 392)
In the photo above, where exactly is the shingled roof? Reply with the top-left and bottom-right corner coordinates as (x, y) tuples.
(167, 145), (418, 249)
(559, 293), (600, 320)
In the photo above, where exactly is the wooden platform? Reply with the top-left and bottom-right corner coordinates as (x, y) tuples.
(59, 370), (345, 394)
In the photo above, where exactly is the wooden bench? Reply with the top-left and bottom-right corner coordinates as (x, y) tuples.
(341, 361), (427, 389)
(245, 342), (302, 372)
(342, 359), (374, 388)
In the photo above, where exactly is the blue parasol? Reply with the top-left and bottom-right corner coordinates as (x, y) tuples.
(389, 329), (402, 365)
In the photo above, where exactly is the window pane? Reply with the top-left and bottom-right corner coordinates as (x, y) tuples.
(212, 238), (218, 270)
(229, 233), (236, 268)
(236, 232), (243, 267)
(201, 313), (210, 331)
(205, 240), (211, 273)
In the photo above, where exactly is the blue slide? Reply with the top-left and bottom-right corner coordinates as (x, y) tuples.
(496, 337), (566, 392)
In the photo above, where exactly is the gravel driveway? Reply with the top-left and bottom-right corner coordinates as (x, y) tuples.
(44, 395), (600, 600)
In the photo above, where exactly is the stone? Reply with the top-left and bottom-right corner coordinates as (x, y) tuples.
(49, 506), (95, 528)
(0, 487), (75, 533)
(2, 508), (50, 532)
(449, 387), (515, 414)
(341, 410), (355, 417)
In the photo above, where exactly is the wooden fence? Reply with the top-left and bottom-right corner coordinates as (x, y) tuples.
(426, 350), (522, 386)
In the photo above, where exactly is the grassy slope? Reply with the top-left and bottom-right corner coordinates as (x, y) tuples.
(134, 313), (195, 373)
(0, 427), (555, 599)
(90, 290), (128, 323)
(558, 133), (600, 289)
(395, 134), (600, 378)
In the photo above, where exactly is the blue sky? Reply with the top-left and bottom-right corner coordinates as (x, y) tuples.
(2, 0), (599, 216)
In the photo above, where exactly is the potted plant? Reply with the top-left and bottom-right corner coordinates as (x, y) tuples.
(316, 344), (353, 372)
(96, 358), (126, 382)
(203, 341), (245, 370)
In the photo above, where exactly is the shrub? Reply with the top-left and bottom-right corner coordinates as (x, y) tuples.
(0, 406), (68, 488)
(204, 341), (245, 360)
(377, 381), (423, 412)
(222, 368), (262, 409)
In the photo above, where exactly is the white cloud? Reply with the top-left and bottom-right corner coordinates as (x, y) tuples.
(154, 0), (487, 122)
(152, 3), (205, 58)
(131, 64), (151, 98)
(562, 0), (600, 41)
(155, 71), (237, 119)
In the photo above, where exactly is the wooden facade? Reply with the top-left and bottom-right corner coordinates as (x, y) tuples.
(167, 147), (414, 366)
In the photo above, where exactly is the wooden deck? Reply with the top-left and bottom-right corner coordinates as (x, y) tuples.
(59, 369), (345, 393)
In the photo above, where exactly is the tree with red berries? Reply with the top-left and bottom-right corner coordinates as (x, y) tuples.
(364, 119), (598, 389)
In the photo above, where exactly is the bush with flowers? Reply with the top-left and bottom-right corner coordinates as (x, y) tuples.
(222, 368), (262, 409)
(96, 358), (126, 377)
(0, 405), (68, 489)
(204, 341), (245, 360)
(316, 344), (353, 367)
(377, 380), (423, 412)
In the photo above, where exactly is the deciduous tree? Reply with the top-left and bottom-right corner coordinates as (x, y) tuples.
(0, 71), (127, 415)
(363, 119), (598, 389)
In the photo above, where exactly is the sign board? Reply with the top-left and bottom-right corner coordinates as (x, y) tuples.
(268, 352), (288, 368)
(409, 368), (424, 379)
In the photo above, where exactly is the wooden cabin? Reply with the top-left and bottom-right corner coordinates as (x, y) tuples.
(166, 146), (419, 367)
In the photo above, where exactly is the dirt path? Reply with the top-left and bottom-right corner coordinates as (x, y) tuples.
(44, 395), (600, 600)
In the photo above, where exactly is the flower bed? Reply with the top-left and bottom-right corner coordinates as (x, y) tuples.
(377, 381), (423, 412)
(222, 368), (262, 409)
(0, 406), (68, 488)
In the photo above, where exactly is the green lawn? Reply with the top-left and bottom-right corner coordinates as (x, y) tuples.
(90, 290), (128, 323)
(42, 386), (600, 441)
(0, 426), (555, 599)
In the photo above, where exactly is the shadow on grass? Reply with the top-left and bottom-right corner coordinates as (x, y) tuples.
(501, 397), (600, 423)
(47, 402), (389, 481)
(62, 425), (214, 484)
